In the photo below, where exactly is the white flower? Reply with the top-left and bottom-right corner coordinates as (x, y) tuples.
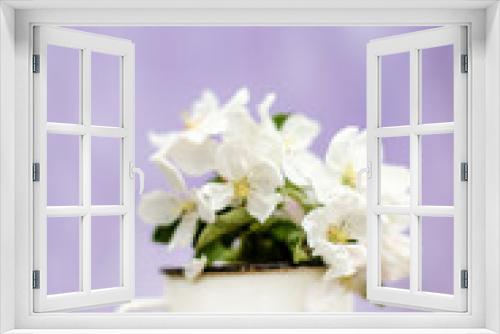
(202, 142), (284, 223)
(179, 90), (223, 144)
(138, 157), (220, 250)
(302, 188), (367, 279)
(318, 126), (410, 202)
(257, 93), (323, 186)
(310, 126), (410, 234)
(302, 180), (410, 282)
(222, 93), (323, 188)
(149, 135), (218, 176)
(148, 88), (250, 176)
(183, 255), (208, 281)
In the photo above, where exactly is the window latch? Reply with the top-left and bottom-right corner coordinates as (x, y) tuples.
(129, 162), (144, 194)
(356, 162), (372, 191)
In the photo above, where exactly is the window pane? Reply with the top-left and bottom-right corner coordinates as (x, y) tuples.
(421, 216), (454, 294)
(420, 45), (454, 124)
(380, 214), (410, 290)
(380, 52), (410, 127)
(91, 137), (122, 205)
(91, 52), (122, 127)
(91, 216), (121, 289)
(420, 134), (454, 206)
(47, 134), (81, 206)
(47, 217), (80, 294)
(47, 45), (81, 124)
(379, 136), (410, 206)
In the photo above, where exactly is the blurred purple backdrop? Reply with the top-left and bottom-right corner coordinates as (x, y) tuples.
(46, 26), (454, 312)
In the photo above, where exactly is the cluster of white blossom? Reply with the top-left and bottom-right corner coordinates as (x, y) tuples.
(139, 88), (410, 284)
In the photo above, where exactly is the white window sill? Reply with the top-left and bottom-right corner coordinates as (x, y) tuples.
(4, 329), (497, 334)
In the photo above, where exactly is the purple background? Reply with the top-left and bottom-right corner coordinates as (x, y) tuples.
(46, 26), (454, 312)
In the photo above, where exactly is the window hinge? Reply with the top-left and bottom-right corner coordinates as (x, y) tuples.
(461, 269), (468, 289)
(461, 162), (468, 182)
(32, 270), (40, 289)
(32, 54), (40, 73)
(32, 162), (40, 182)
(461, 54), (468, 73)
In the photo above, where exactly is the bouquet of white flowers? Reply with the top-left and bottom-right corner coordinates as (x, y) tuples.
(139, 88), (410, 297)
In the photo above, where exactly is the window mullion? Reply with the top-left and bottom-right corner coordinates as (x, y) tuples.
(81, 48), (92, 293)
(409, 47), (420, 293)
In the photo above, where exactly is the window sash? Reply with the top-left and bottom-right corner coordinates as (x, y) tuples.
(366, 26), (468, 312)
(32, 26), (135, 312)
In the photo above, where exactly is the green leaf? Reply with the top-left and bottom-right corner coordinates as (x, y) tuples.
(208, 174), (225, 183)
(195, 207), (256, 254)
(272, 113), (290, 130)
(279, 180), (320, 214)
(199, 240), (241, 263)
(266, 219), (311, 264)
(238, 230), (291, 263)
(152, 219), (181, 244)
(291, 237), (310, 263)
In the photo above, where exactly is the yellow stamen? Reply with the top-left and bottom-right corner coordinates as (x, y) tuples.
(341, 163), (357, 189)
(180, 201), (197, 214)
(233, 178), (250, 199)
(181, 111), (200, 130)
(328, 225), (350, 244)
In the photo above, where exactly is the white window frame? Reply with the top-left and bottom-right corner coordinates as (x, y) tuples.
(32, 26), (135, 312)
(366, 26), (468, 312)
(0, 1), (499, 333)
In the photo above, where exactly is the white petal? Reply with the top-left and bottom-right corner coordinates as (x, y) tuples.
(380, 232), (410, 281)
(200, 110), (227, 136)
(166, 137), (218, 176)
(138, 191), (183, 225)
(197, 183), (233, 222)
(383, 213), (410, 233)
(191, 90), (219, 121)
(187, 91), (225, 138)
(312, 241), (365, 279)
(310, 170), (342, 204)
(325, 126), (366, 173)
(250, 129), (284, 168)
(149, 131), (177, 151)
(194, 196), (215, 224)
(183, 255), (207, 281)
(246, 191), (282, 223)
(214, 142), (250, 181)
(302, 206), (333, 248)
(150, 156), (187, 193)
(169, 212), (198, 250)
(247, 159), (284, 193)
(281, 114), (320, 151)
(181, 129), (209, 144)
(327, 188), (367, 240)
(226, 87), (250, 108)
(283, 151), (324, 187)
(380, 165), (410, 200)
(220, 88), (250, 118)
(223, 108), (259, 142)
(257, 93), (276, 131)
